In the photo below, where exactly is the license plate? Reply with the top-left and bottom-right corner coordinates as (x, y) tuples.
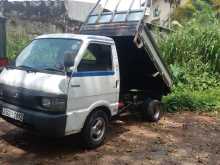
(2, 107), (24, 122)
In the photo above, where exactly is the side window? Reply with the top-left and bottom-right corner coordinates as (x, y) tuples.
(78, 43), (112, 72)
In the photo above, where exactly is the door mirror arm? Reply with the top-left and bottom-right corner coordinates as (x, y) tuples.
(64, 52), (75, 76)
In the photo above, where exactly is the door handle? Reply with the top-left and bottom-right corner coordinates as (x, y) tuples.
(116, 80), (119, 88)
(71, 84), (81, 88)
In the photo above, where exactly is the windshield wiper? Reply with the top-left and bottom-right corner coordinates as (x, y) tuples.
(6, 65), (16, 70)
(43, 68), (64, 73)
(16, 65), (38, 72)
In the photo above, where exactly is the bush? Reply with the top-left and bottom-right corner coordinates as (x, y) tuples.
(7, 32), (31, 60)
(164, 87), (220, 112)
(160, 4), (220, 112)
(172, 0), (196, 21)
(160, 14), (220, 73)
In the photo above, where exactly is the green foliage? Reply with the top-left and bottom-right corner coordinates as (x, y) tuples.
(170, 56), (220, 89)
(173, 0), (197, 21)
(7, 32), (31, 60)
(160, 3), (220, 112)
(173, 0), (215, 21)
(164, 60), (220, 112)
(160, 14), (220, 73)
(164, 87), (220, 112)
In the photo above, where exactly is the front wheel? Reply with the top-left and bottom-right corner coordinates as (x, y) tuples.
(81, 110), (108, 149)
(142, 99), (163, 122)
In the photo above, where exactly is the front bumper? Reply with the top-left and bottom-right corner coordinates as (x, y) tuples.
(0, 100), (67, 137)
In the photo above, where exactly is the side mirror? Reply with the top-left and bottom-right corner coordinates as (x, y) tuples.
(64, 52), (75, 71)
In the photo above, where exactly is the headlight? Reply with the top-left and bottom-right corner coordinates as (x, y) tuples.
(41, 97), (66, 112)
(42, 98), (52, 108)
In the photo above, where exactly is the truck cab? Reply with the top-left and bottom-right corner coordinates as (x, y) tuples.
(0, 0), (172, 149)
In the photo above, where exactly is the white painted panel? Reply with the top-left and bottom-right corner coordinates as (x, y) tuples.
(0, 69), (68, 95)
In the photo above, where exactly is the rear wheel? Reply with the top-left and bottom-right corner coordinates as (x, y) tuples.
(142, 99), (163, 122)
(81, 110), (108, 149)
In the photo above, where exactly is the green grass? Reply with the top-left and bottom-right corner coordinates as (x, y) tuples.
(163, 87), (220, 112)
(159, 2), (220, 112)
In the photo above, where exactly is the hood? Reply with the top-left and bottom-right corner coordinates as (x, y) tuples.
(0, 68), (68, 95)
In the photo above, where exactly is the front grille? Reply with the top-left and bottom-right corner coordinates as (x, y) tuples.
(0, 84), (67, 114)
(1, 85), (40, 110)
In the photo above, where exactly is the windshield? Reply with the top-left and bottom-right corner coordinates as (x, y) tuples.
(15, 38), (82, 73)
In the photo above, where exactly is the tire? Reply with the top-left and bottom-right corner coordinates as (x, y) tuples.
(81, 110), (108, 149)
(142, 99), (163, 122)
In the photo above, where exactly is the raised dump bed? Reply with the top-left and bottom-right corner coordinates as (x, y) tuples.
(80, 0), (172, 98)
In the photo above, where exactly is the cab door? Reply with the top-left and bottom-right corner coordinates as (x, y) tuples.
(67, 42), (119, 116)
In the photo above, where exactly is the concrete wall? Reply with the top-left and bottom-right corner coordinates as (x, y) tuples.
(0, 0), (81, 38)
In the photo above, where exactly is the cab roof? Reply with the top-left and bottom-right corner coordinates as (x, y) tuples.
(35, 33), (114, 43)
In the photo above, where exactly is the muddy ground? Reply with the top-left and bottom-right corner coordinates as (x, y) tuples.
(0, 112), (219, 165)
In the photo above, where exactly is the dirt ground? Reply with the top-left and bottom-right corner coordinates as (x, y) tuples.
(0, 112), (219, 165)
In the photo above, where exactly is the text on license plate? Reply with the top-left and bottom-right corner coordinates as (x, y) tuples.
(2, 108), (24, 122)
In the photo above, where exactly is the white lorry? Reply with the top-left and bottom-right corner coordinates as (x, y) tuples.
(0, 0), (172, 148)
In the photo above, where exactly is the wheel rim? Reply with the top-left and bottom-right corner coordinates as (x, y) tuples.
(90, 117), (106, 142)
(154, 104), (161, 119)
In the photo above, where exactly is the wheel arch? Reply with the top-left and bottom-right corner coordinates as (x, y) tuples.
(81, 104), (111, 130)
(86, 105), (112, 122)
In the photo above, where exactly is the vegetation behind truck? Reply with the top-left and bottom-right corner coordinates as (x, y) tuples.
(0, 0), (172, 149)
